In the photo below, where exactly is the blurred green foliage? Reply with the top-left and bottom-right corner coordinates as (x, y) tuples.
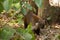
(34, 0), (43, 8)
(0, 24), (35, 40)
(0, 0), (43, 40)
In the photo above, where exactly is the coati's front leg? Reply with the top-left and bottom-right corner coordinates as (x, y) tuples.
(33, 21), (45, 35)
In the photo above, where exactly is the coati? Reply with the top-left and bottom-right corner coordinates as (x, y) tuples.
(23, 10), (45, 35)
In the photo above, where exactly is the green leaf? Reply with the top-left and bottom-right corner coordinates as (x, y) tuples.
(26, 23), (35, 40)
(0, 0), (4, 2)
(3, 0), (13, 11)
(34, 0), (43, 8)
(0, 26), (15, 40)
(13, 2), (21, 10)
(16, 28), (35, 40)
(26, 23), (32, 32)
(25, 3), (32, 10)
(16, 15), (24, 24)
(0, 0), (4, 13)
(21, 8), (27, 15)
(0, 3), (4, 13)
(16, 28), (25, 35)
(23, 33), (32, 40)
(13, 0), (20, 3)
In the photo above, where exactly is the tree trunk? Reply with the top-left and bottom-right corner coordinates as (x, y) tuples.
(38, 0), (49, 17)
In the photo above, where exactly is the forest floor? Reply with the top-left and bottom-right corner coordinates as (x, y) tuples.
(35, 25), (60, 40)
(0, 13), (60, 40)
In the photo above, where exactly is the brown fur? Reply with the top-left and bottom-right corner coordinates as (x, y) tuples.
(23, 11), (45, 35)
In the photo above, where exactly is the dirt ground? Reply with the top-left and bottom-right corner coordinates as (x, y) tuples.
(35, 24), (60, 40)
